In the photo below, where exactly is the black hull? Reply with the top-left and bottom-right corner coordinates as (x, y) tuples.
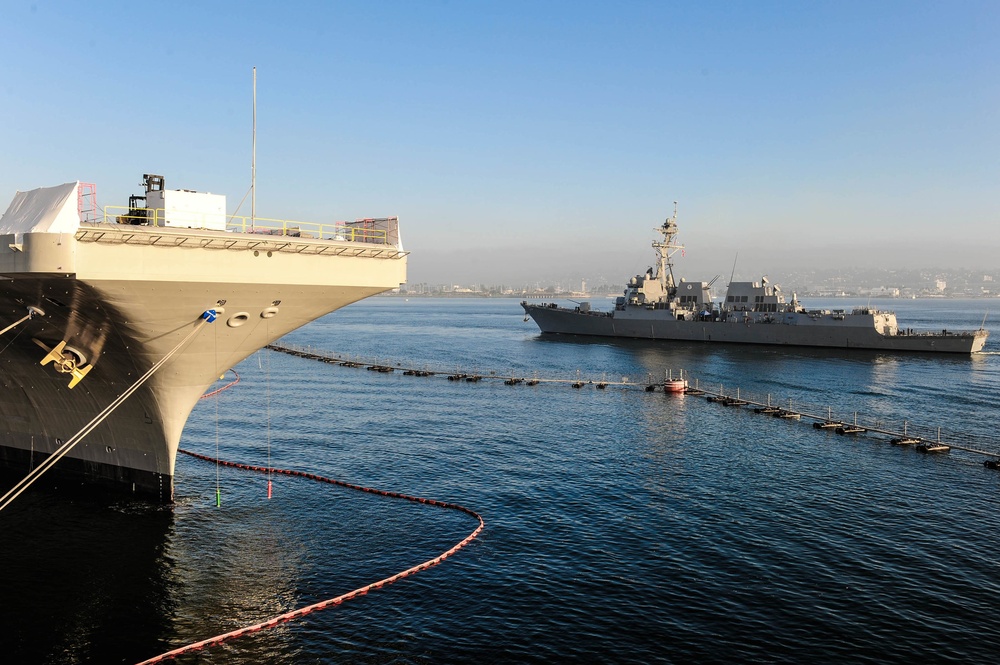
(0, 444), (170, 501)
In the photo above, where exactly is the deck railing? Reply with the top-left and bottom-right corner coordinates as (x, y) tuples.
(101, 206), (397, 245)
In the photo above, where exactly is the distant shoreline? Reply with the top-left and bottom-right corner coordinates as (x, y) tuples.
(384, 292), (999, 300)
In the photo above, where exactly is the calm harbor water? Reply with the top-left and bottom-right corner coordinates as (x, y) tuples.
(3, 297), (1000, 663)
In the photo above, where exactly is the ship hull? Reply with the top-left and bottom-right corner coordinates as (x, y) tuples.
(0, 224), (406, 501)
(522, 303), (987, 354)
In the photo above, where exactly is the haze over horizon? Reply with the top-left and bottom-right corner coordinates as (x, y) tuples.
(3, 1), (997, 286)
(416, 231), (1000, 288)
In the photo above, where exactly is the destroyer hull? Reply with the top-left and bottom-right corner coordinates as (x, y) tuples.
(0, 224), (406, 501)
(523, 303), (986, 354)
(523, 205), (987, 356)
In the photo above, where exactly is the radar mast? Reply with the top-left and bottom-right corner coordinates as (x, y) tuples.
(653, 201), (684, 295)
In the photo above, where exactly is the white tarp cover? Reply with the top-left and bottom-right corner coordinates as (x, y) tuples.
(0, 182), (80, 234)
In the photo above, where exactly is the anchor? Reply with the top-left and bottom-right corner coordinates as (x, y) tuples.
(34, 339), (93, 389)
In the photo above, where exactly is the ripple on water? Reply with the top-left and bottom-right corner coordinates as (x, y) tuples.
(5, 298), (1000, 663)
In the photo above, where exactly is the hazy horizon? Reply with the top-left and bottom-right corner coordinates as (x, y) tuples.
(3, 1), (997, 287)
(409, 233), (1000, 286)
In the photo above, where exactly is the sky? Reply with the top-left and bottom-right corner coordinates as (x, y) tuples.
(2, 1), (997, 286)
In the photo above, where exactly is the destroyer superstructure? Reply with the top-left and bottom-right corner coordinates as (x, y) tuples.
(522, 206), (987, 354)
(0, 174), (407, 500)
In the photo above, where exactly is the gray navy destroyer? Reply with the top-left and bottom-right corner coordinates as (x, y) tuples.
(522, 206), (988, 354)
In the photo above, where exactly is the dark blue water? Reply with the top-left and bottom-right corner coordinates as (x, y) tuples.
(3, 297), (1000, 664)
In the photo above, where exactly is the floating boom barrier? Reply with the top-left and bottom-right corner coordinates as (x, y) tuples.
(267, 344), (1000, 466)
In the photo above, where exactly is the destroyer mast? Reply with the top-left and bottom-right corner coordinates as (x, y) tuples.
(654, 201), (684, 298)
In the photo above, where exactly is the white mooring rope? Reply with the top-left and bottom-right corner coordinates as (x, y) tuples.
(0, 315), (212, 512)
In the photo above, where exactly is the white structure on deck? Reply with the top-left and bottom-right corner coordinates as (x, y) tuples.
(0, 176), (407, 500)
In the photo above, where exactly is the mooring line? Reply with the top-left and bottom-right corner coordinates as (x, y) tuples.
(0, 316), (213, 513)
(136, 450), (484, 664)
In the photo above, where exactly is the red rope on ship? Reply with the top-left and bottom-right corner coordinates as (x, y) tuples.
(137, 449), (485, 664)
(199, 369), (241, 399)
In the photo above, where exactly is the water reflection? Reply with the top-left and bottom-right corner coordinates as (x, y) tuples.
(0, 492), (176, 664)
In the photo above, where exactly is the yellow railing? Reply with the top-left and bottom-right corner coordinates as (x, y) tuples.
(102, 206), (392, 244)
(226, 215), (390, 243)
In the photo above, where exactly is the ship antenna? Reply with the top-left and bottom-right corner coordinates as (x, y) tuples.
(654, 201), (682, 293)
(729, 251), (739, 286)
(250, 67), (257, 233)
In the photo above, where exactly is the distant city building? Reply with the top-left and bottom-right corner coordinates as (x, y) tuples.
(400, 265), (1000, 298)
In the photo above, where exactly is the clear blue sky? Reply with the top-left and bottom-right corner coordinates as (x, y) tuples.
(2, 1), (997, 285)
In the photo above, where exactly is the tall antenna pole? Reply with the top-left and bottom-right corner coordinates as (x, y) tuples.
(251, 66), (256, 232)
